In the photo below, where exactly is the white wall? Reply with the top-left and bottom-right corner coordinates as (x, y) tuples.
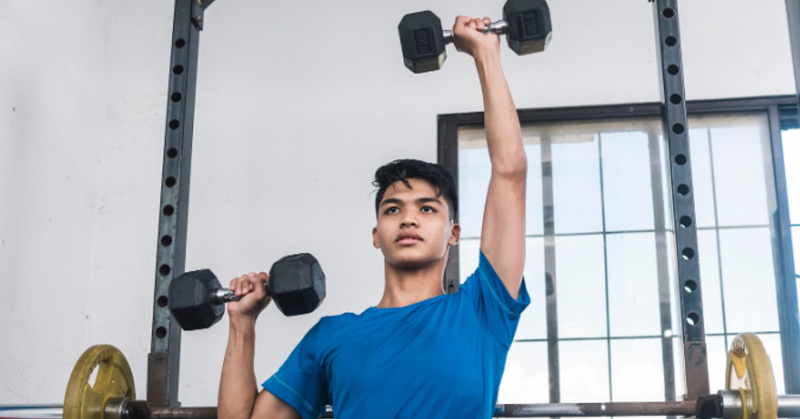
(0, 0), (795, 406)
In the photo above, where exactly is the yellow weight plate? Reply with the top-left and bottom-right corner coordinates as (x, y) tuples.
(64, 345), (136, 419)
(725, 333), (778, 419)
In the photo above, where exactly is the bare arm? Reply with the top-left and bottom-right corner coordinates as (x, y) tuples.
(218, 273), (301, 419)
(453, 16), (527, 298)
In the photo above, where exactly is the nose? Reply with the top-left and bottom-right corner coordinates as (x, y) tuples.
(400, 212), (418, 228)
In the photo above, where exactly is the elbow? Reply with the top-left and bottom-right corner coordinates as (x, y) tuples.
(492, 153), (528, 181)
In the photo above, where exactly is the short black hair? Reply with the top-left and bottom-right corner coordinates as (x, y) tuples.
(373, 159), (458, 220)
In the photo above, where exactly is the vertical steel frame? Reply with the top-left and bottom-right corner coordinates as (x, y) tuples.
(651, 0), (710, 399)
(148, 0), (210, 407)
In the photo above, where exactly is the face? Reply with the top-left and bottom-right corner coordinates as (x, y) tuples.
(372, 178), (460, 269)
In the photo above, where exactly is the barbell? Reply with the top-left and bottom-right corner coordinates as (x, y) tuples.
(1, 333), (798, 419)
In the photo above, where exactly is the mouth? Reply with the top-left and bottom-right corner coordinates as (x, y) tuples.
(396, 233), (422, 245)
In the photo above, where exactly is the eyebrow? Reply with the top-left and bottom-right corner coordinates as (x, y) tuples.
(417, 197), (443, 206)
(380, 197), (444, 207)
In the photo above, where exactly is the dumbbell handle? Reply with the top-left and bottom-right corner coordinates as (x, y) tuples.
(211, 282), (269, 304)
(442, 20), (508, 44)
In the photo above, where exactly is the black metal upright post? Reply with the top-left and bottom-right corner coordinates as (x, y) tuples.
(651, 0), (710, 400)
(148, 0), (211, 407)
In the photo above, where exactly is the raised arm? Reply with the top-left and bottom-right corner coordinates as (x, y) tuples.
(452, 16), (527, 299)
(218, 272), (300, 419)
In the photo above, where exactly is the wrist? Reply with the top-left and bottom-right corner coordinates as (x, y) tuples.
(473, 48), (502, 71)
(228, 313), (258, 333)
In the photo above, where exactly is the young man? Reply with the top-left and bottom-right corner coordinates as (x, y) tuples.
(218, 15), (529, 419)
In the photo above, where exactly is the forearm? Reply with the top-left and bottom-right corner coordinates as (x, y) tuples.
(474, 51), (526, 177)
(218, 320), (259, 419)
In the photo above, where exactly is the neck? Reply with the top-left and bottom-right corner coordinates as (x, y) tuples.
(376, 259), (447, 308)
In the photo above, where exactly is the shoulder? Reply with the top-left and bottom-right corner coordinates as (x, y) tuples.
(459, 251), (497, 293)
(459, 251), (530, 314)
(291, 313), (361, 358)
(317, 312), (359, 328)
(310, 312), (362, 340)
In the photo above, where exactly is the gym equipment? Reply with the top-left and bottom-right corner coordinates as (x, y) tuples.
(397, 0), (552, 73)
(651, 0), (711, 398)
(63, 345), (135, 419)
(3, 334), (790, 419)
(169, 253), (326, 330)
(149, 0), (211, 405)
(719, 333), (778, 419)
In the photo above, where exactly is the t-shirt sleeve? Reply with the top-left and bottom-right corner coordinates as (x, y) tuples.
(262, 321), (328, 419)
(461, 250), (531, 347)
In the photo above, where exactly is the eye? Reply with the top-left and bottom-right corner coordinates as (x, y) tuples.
(384, 206), (400, 215)
(421, 206), (437, 213)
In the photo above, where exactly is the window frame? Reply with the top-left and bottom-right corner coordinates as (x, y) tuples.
(438, 95), (800, 400)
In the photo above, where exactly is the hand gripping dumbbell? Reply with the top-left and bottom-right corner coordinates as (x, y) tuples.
(398, 0), (552, 73)
(169, 253), (326, 330)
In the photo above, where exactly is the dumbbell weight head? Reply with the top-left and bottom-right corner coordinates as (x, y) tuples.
(502, 0), (552, 55)
(169, 268), (225, 331)
(269, 253), (326, 316)
(398, 10), (448, 74)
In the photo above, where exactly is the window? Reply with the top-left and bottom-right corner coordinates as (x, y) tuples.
(441, 98), (798, 405)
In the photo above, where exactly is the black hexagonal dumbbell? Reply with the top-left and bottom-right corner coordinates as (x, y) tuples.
(169, 253), (326, 330)
(398, 0), (552, 73)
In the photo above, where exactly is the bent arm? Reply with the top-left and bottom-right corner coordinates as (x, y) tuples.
(219, 271), (301, 419)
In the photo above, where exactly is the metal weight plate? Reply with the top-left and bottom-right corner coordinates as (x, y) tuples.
(64, 345), (136, 419)
(726, 333), (778, 419)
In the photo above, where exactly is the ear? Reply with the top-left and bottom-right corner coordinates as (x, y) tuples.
(372, 226), (381, 249)
(448, 223), (461, 246)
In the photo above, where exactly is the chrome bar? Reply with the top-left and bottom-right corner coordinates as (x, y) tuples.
(5, 397), (800, 419)
(778, 395), (800, 418)
(496, 401), (697, 417)
(0, 406), (62, 419)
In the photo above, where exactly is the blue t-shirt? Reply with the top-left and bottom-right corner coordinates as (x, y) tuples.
(262, 252), (530, 419)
